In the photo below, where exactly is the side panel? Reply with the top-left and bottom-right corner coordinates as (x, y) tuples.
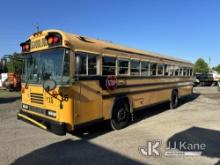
(131, 89), (171, 109)
(178, 85), (193, 97)
(102, 98), (115, 120)
(72, 80), (103, 125)
(101, 77), (193, 116)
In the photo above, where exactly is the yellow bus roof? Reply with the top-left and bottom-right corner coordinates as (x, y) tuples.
(28, 29), (193, 67)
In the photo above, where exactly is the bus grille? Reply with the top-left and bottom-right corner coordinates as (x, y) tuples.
(30, 93), (44, 104)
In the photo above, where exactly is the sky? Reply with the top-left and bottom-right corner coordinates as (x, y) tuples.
(0, 0), (220, 66)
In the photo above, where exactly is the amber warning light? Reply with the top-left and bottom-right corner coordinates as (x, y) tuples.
(20, 41), (30, 52)
(45, 33), (62, 46)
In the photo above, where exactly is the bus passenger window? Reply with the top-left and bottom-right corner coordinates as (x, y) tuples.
(164, 65), (169, 76)
(189, 69), (193, 76)
(131, 60), (140, 76)
(88, 56), (97, 75)
(179, 68), (183, 76)
(175, 69), (179, 76)
(186, 68), (189, 76)
(183, 68), (187, 76)
(102, 57), (116, 75)
(188, 68), (192, 76)
(174, 66), (180, 76)
(150, 63), (157, 76)
(169, 66), (175, 76)
(75, 53), (87, 75)
(157, 64), (164, 76)
(141, 61), (149, 76)
(118, 59), (129, 75)
(63, 52), (70, 83)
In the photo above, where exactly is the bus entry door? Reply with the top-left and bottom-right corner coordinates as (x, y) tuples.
(74, 81), (102, 126)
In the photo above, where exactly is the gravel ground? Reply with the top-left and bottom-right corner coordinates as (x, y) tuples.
(0, 87), (220, 165)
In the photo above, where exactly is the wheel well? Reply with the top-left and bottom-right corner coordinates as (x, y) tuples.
(172, 89), (179, 98)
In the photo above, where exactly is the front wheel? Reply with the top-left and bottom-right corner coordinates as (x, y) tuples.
(110, 100), (131, 130)
(170, 90), (179, 109)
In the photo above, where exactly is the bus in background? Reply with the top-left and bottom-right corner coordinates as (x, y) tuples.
(17, 29), (193, 135)
(4, 73), (21, 91)
(0, 73), (8, 88)
(0, 73), (21, 91)
(0, 55), (22, 91)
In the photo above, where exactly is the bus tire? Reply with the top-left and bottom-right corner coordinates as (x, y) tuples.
(110, 100), (131, 130)
(170, 90), (178, 109)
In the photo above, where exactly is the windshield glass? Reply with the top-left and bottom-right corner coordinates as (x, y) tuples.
(22, 48), (70, 85)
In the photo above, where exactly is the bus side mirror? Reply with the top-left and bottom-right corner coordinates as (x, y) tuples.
(43, 79), (56, 91)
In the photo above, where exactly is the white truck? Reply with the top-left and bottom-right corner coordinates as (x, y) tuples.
(212, 71), (220, 91)
(0, 73), (8, 88)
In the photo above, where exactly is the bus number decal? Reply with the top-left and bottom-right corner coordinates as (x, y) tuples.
(47, 97), (53, 104)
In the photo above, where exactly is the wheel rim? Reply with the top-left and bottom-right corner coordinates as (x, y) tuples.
(117, 107), (128, 122)
(111, 101), (131, 130)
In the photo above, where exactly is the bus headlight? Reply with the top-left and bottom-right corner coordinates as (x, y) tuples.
(46, 110), (56, 118)
(22, 103), (29, 110)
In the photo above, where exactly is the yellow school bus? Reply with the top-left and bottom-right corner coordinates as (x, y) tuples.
(17, 29), (193, 135)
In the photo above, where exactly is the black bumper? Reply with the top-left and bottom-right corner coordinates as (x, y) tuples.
(17, 110), (66, 136)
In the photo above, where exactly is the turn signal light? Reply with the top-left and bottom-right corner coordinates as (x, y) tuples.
(47, 37), (54, 44)
(20, 42), (30, 52)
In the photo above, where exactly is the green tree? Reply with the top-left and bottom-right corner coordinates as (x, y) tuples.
(193, 58), (209, 74)
(213, 64), (220, 73)
(0, 58), (8, 73)
(6, 52), (22, 74)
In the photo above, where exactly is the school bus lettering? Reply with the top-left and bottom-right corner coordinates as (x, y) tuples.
(31, 38), (48, 50)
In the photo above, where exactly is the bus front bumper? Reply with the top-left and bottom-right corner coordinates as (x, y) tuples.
(17, 110), (66, 136)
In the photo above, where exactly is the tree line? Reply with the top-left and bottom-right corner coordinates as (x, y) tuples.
(0, 52), (22, 74)
(193, 58), (220, 74)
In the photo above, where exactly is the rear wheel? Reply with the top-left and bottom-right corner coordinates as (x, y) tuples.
(110, 100), (131, 130)
(170, 90), (179, 109)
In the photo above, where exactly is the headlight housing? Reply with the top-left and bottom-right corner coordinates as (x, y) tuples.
(46, 110), (56, 118)
(22, 103), (29, 110)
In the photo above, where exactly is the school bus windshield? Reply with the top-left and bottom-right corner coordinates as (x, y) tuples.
(22, 48), (70, 85)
